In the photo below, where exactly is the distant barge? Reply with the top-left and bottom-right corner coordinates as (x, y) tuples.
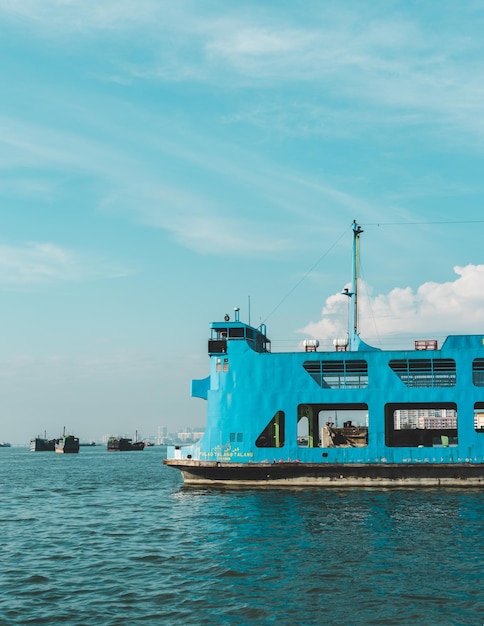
(107, 437), (145, 452)
(30, 436), (56, 452)
(30, 429), (79, 453)
(55, 434), (80, 454)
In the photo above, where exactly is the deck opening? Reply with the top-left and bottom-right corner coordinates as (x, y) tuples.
(255, 411), (285, 448)
(297, 403), (368, 448)
(385, 403), (458, 447)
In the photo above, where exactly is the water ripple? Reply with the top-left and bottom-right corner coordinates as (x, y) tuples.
(1, 447), (483, 625)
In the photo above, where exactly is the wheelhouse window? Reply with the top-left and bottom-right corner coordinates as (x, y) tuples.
(303, 360), (368, 389)
(389, 359), (456, 387)
(208, 325), (271, 354)
(385, 403), (458, 447)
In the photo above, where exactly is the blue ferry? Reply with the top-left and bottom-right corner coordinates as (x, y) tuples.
(165, 222), (484, 486)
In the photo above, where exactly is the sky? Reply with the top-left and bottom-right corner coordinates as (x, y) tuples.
(2, 1), (484, 444)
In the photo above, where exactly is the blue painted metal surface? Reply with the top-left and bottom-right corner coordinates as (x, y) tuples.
(168, 330), (484, 465)
(165, 222), (484, 484)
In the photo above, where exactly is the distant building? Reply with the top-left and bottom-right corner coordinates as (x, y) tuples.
(394, 408), (457, 430)
(158, 426), (204, 445)
(475, 413), (484, 430)
(177, 431), (204, 442)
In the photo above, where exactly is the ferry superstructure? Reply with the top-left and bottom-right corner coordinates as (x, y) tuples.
(164, 222), (484, 486)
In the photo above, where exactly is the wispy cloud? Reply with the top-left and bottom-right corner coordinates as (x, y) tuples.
(3, 1), (481, 95)
(0, 349), (163, 382)
(0, 242), (132, 287)
(0, 108), (428, 260)
(208, 18), (484, 143)
(0, 0), (166, 32)
(1, 111), (321, 257)
(3, 1), (484, 143)
(100, 184), (296, 256)
(300, 264), (484, 347)
(2, 1), (484, 262)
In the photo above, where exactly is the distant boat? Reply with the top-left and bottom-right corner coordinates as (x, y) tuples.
(79, 441), (96, 447)
(30, 434), (56, 452)
(107, 434), (145, 452)
(0, 441), (11, 448)
(55, 429), (80, 454)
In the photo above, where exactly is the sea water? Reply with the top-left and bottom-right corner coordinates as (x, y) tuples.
(1, 446), (482, 626)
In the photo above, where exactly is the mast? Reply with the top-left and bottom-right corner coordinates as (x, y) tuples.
(349, 220), (364, 350)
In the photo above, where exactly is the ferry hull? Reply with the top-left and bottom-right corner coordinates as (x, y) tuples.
(165, 459), (484, 487)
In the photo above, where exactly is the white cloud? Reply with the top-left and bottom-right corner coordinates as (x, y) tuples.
(300, 264), (484, 348)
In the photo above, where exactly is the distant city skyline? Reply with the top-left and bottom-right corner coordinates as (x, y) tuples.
(0, 426), (206, 447)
